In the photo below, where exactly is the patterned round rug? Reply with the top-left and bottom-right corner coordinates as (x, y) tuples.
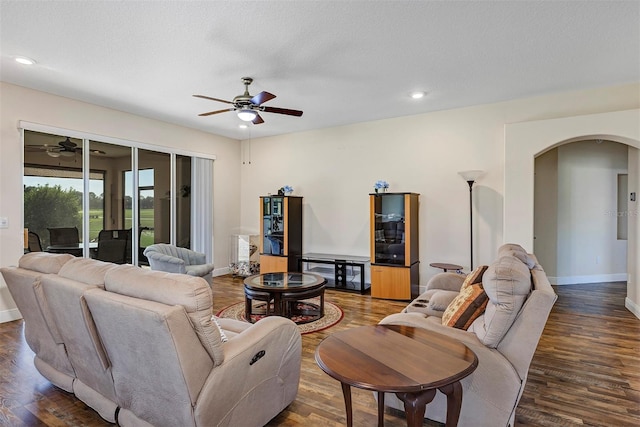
(216, 298), (343, 334)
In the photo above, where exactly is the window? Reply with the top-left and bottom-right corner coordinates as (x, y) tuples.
(24, 160), (104, 248)
(22, 126), (211, 266)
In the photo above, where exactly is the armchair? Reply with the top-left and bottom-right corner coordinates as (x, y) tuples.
(143, 243), (215, 281)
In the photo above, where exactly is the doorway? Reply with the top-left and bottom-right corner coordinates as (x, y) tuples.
(504, 109), (640, 318)
(534, 139), (629, 285)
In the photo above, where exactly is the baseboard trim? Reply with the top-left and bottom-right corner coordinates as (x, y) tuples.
(0, 308), (22, 324)
(212, 266), (230, 277)
(625, 297), (640, 320)
(548, 273), (628, 285)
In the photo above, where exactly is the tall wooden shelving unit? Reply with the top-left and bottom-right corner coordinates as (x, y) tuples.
(259, 195), (302, 273)
(369, 192), (419, 300)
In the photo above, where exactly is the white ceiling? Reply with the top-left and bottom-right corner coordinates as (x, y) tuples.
(1, 1), (638, 140)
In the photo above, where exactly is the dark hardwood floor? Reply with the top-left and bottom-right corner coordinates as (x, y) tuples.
(0, 276), (638, 426)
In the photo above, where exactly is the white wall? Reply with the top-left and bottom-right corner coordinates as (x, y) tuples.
(555, 141), (628, 284)
(2, 82), (639, 322)
(534, 149), (558, 276)
(241, 84), (640, 293)
(505, 108), (640, 318)
(627, 146), (640, 318)
(0, 82), (241, 322)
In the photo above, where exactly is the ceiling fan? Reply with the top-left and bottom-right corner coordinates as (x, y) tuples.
(193, 77), (303, 125)
(25, 137), (106, 159)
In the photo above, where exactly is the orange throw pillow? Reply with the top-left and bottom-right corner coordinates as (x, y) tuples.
(441, 283), (489, 330)
(460, 265), (488, 290)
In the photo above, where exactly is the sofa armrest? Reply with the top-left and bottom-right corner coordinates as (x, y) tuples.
(424, 272), (465, 292)
(145, 252), (187, 274)
(194, 316), (301, 424)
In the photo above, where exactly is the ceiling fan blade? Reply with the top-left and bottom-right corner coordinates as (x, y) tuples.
(252, 113), (265, 125)
(198, 108), (234, 117)
(262, 106), (303, 117)
(250, 91), (276, 106)
(193, 94), (233, 104)
(25, 144), (59, 152)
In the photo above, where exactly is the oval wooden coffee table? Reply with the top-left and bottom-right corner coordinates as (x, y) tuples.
(315, 324), (477, 427)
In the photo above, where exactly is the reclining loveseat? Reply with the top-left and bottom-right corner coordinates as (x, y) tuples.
(378, 244), (557, 427)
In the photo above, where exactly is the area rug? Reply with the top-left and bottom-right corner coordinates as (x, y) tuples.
(216, 298), (343, 334)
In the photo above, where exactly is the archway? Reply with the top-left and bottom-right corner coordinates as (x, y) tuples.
(504, 109), (640, 318)
(534, 139), (629, 284)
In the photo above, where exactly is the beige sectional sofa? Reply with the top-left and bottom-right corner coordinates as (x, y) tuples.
(378, 244), (557, 427)
(1, 252), (302, 427)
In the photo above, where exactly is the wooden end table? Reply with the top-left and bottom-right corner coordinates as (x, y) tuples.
(315, 325), (477, 427)
(429, 262), (463, 273)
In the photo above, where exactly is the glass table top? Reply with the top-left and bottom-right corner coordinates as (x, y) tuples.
(245, 272), (324, 289)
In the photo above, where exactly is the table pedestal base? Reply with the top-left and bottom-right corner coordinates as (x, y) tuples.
(340, 381), (464, 427)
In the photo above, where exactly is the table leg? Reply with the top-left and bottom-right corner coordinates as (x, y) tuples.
(438, 381), (463, 427)
(396, 389), (436, 427)
(341, 382), (353, 427)
(245, 295), (252, 323)
(273, 294), (282, 316)
(377, 391), (385, 427)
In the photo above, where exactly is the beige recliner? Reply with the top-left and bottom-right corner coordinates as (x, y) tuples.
(0, 252), (76, 392)
(85, 265), (302, 427)
(41, 257), (121, 422)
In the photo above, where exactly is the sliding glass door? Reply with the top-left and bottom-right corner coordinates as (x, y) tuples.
(24, 129), (199, 266)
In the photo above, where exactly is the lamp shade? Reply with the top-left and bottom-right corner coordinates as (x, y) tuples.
(237, 109), (257, 122)
(458, 170), (485, 183)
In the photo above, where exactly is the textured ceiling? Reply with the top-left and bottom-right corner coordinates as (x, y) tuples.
(1, 1), (638, 140)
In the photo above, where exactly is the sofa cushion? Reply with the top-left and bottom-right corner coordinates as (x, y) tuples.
(18, 252), (74, 274)
(441, 283), (489, 329)
(469, 255), (532, 348)
(58, 257), (119, 287)
(104, 265), (225, 366)
(498, 243), (536, 269)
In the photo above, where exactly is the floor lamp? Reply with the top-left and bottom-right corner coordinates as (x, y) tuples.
(458, 170), (484, 270)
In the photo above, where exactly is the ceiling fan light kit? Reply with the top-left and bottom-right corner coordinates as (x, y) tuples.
(194, 77), (303, 125)
(237, 108), (258, 122)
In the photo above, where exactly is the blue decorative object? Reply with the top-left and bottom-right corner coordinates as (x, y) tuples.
(279, 185), (294, 195)
(374, 180), (389, 194)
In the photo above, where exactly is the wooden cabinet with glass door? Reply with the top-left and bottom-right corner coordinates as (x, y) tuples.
(369, 192), (420, 300)
(259, 196), (302, 273)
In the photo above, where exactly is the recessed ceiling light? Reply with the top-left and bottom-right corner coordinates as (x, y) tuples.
(410, 91), (426, 99)
(15, 56), (36, 65)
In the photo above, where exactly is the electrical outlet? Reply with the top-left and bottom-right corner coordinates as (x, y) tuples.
(631, 192), (636, 202)
(0, 217), (8, 229)
(596, 255), (600, 264)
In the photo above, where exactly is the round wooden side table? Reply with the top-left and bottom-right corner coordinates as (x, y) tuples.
(429, 262), (463, 273)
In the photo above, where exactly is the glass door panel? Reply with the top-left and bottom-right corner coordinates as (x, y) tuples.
(89, 140), (132, 263)
(176, 155), (192, 248)
(138, 149), (171, 250)
(23, 131), (85, 255)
